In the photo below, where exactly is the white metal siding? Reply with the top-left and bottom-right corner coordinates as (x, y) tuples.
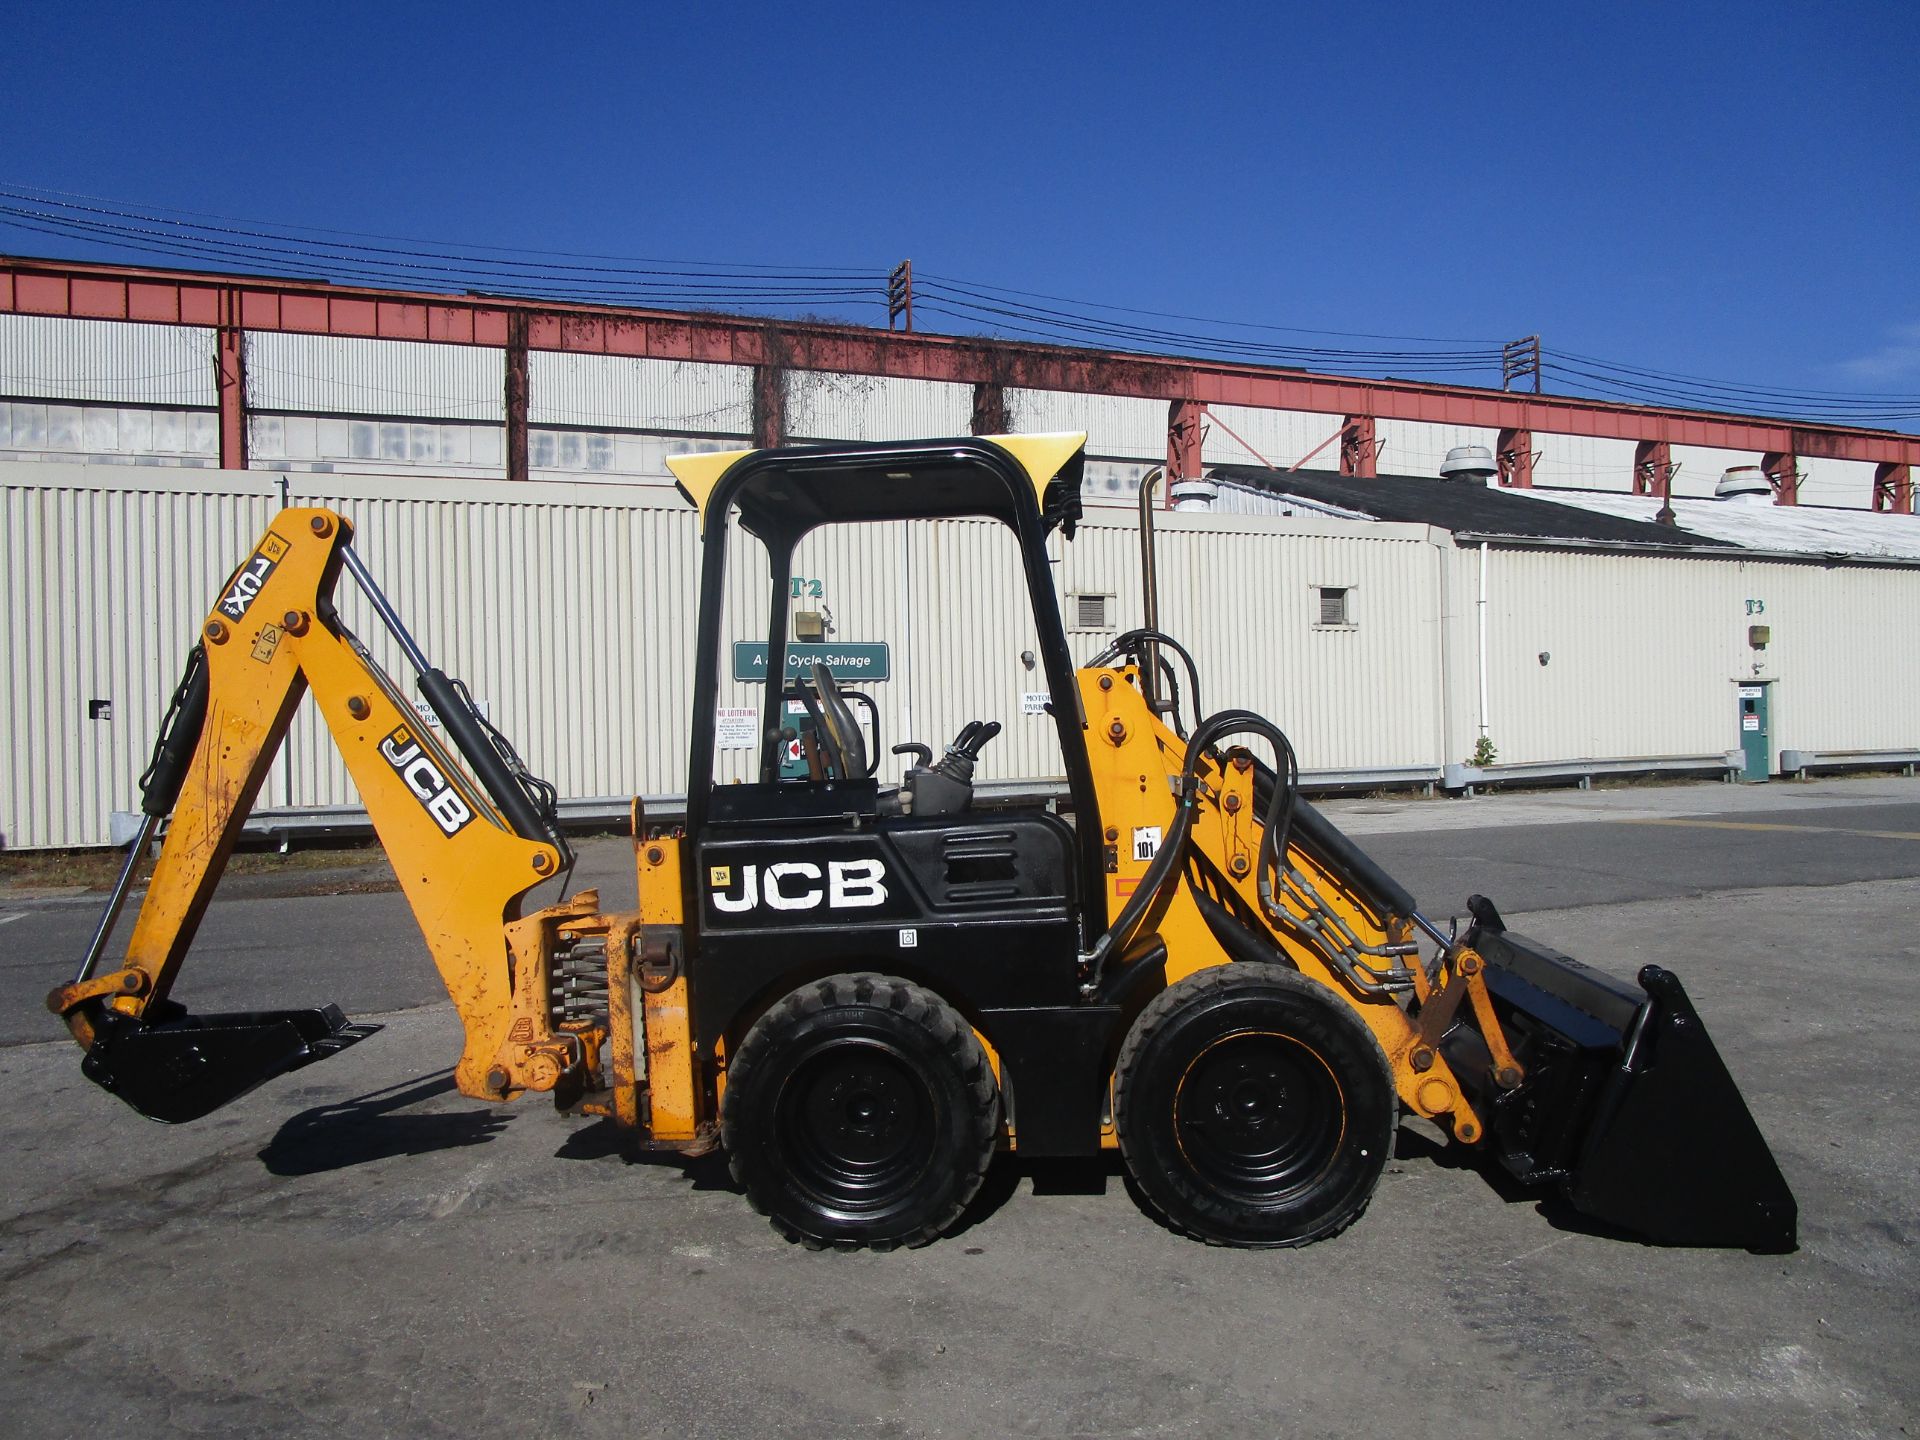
(1792, 457), (1876, 510)
(1201, 406), (1346, 470)
(1474, 548), (1920, 767)
(1736, 560), (1920, 758)
(1149, 517), (1444, 771)
(274, 474), (704, 811)
(1, 466), (279, 849)
(1008, 389), (1167, 458)
(0, 315), (215, 406)
(529, 354), (751, 434)
(1480, 549), (1735, 764)
(1375, 420), (1499, 480)
(1670, 444), (1764, 499)
(907, 518), (1058, 784)
(249, 334), (504, 420)
(787, 374), (973, 442)
(7, 460), (1918, 848)
(1048, 511), (1443, 771)
(1533, 434), (1638, 493)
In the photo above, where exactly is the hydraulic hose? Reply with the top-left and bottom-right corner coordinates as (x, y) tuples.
(1088, 628), (1205, 736)
(1081, 707), (1301, 996)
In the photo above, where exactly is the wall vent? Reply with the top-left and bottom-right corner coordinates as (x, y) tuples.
(1318, 587), (1352, 626)
(1069, 592), (1115, 631)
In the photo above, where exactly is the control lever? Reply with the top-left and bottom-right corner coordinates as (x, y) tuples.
(896, 719), (1003, 819)
(956, 720), (1002, 760)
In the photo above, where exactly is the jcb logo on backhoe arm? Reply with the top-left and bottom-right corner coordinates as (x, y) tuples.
(380, 726), (475, 836)
(217, 532), (291, 621)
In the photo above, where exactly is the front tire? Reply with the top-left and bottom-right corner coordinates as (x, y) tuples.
(720, 973), (999, 1250)
(1115, 964), (1395, 1247)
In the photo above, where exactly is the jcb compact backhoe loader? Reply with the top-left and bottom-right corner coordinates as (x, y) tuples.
(49, 434), (1796, 1252)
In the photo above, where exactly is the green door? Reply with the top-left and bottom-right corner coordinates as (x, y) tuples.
(1738, 683), (1771, 781)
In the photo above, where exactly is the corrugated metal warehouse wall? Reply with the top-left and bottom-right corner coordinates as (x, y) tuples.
(2, 463), (1449, 846)
(12, 459), (1911, 849)
(3, 314), (1888, 507)
(1063, 513), (1446, 772)
(527, 355), (750, 433)
(5, 303), (1916, 847)
(2, 467), (279, 849)
(1472, 546), (1920, 767)
(249, 334), (503, 421)
(0, 315), (215, 407)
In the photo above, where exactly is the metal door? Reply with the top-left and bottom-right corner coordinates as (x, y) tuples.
(1737, 683), (1771, 781)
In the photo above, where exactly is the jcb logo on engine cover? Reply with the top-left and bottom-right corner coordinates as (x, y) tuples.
(379, 725), (474, 837)
(710, 859), (888, 913)
(218, 532), (292, 621)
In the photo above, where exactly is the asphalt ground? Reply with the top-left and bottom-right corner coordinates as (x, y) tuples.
(6, 777), (1918, 1044)
(2, 776), (1917, 1437)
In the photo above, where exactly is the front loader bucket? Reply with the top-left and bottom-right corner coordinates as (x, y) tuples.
(1444, 920), (1797, 1252)
(81, 1002), (380, 1124)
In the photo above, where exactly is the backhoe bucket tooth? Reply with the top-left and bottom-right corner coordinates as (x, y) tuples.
(1445, 930), (1797, 1252)
(80, 1002), (381, 1124)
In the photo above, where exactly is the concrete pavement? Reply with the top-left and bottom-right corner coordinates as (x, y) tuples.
(3, 776), (1917, 1437)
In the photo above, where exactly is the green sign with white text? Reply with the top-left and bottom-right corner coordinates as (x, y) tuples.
(732, 642), (891, 683)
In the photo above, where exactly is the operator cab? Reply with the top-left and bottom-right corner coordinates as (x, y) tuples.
(668, 433), (1093, 836)
(667, 435), (1102, 1031)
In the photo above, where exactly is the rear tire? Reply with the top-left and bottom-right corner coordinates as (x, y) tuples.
(720, 973), (999, 1250)
(1115, 964), (1395, 1247)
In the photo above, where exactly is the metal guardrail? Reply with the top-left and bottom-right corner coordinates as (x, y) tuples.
(1780, 748), (1920, 779)
(134, 748), (1913, 847)
(1441, 752), (1744, 797)
(107, 763), (1451, 850)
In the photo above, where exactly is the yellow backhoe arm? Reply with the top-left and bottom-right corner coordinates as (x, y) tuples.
(48, 509), (587, 1119)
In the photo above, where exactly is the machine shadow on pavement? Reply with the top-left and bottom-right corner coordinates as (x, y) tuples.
(258, 1070), (509, 1176)
(551, 1117), (1130, 1241)
(1391, 1120), (1677, 1249)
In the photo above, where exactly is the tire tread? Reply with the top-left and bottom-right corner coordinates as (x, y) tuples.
(1114, 963), (1396, 1248)
(721, 972), (998, 1250)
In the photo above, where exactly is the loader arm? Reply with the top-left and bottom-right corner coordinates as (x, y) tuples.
(49, 509), (584, 1120)
(1077, 668), (1502, 1142)
(1077, 660), (1796, 1250)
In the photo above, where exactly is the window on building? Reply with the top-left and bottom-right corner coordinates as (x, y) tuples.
(1317, 586), (1352, 626)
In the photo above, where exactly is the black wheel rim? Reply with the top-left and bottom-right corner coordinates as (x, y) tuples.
(1172, 1030), (1344, 1205)
(774, 1037), (937, 1217)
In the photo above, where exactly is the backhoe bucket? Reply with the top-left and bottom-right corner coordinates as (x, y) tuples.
(81, 1002), (380, 1124)
(1445, 923), (1797, 1252)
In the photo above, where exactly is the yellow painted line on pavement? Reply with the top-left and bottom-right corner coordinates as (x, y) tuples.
(1622, 818), (1920, 842)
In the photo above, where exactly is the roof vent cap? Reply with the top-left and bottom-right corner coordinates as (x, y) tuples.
(1715, 465), (1773, 503)
(1169, 478), (1216, 512)
(1439, 445), (1496, 485)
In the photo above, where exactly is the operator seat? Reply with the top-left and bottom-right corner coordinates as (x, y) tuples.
(801, 662), (1002, 819)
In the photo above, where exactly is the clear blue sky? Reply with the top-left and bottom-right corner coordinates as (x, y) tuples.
(4, 1), (1916, 414)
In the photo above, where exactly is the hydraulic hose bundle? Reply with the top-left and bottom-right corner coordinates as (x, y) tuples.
(1080, 705), (1301, 999)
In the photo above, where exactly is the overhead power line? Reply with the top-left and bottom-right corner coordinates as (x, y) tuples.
(1, 183), (1914, 424)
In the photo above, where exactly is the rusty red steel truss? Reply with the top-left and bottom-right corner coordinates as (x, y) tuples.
(4, 256), (1915, 511)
